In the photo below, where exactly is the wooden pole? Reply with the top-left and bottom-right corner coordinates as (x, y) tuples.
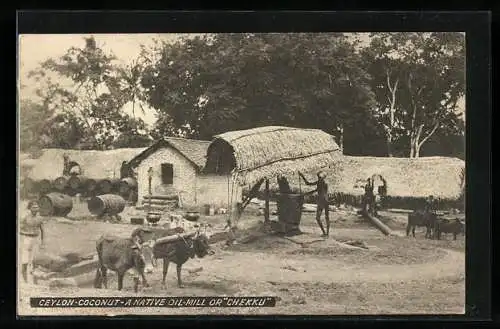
(264, 179), (270, 222)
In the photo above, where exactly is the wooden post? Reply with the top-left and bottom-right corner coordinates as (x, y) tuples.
(264, 179), (270, 222)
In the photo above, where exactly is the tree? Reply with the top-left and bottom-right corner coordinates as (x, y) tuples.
(362, 32), (465, 158)
(27, 36), (152, 150)
(140, 33), (377, 146)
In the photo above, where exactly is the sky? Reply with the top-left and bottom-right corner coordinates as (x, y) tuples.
(18, 34), (197, 126)
(18, 33), (464, 127)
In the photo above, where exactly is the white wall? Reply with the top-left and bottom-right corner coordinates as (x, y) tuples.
(137, 148), (197, 205)
(196, 174), (243, 208)
(136, 148), (242, 209)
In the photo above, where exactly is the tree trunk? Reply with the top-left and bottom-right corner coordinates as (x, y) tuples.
(414, 144), (421, 158)
(386, 132), (393, 157)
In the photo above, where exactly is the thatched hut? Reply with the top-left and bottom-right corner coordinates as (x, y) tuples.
(204, 126), (342, 232)
(263, 155), (465, 210)
(204, 126), (342, 186)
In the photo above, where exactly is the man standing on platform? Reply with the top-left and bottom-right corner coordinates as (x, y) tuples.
(299, 171), (330, 237)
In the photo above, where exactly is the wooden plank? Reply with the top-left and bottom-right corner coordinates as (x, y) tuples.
(143, 194), (178, 201)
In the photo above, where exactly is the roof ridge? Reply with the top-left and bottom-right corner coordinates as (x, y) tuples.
(163, 136), (211, 143)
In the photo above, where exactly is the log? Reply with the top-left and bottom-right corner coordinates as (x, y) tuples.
(363, 212), (393, 236)
(53, 176), (70, 191)
(39, 192), (73, 217)
(143, 194), (179, 201)
(87, 194), (126, 216)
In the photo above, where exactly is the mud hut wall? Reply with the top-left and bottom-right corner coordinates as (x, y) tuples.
(196, 174), (243, 208)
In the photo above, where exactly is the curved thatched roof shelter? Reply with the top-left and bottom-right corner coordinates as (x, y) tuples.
(267, 155), (465, 200)
(204, 126), (342, 186)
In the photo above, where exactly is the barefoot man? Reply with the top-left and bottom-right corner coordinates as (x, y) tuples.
(299, 171), (330, 237)
(19, 201), (45, 284)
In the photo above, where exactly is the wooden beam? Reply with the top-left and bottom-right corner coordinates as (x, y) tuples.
(238, 178), (265, 214)
(264, 179), (270, 222)
(153, 232), (197, 245)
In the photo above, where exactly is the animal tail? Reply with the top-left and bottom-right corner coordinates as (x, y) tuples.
(93, 237), (104, 289)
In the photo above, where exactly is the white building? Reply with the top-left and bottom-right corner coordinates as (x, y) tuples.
(128, 137), (242, 209)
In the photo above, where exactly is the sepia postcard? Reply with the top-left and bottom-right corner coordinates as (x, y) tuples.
(17, 30), (467, 317)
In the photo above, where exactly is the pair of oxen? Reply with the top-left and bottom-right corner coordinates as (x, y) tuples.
(94, 226), (214, 293)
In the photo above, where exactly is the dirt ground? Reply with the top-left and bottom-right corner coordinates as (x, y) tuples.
(17, 202), (465, 316)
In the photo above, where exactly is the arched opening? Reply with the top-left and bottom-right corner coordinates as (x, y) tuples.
(204, 139), (237, 175)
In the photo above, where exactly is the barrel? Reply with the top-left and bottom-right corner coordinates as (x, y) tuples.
(68, 175), (90, 190)
(87, 194), (126, 216)
(53, 176), (70, 191)
(118, 177), (137, 195)
(86, 178), (98, 194)
(22, 177), (37, 195)
(276, 193), (304, 229)
(38, 192), (73, 217)
(97, 179), (121, 194)
(38, 179), (53, 194)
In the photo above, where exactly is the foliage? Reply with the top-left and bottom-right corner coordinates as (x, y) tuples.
(25, 36), (151, 151)
(361, 32), (466, 157)
(21, 33), (465, 159)
(140, 33), (377, 145)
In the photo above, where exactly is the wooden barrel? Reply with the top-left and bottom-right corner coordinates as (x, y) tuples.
(86, 178), (98, 194)
(68, 175), (86, 190)
(38, 179), (53, 194)
(119, 177), (137, 195)
(22, 177), (37, 195)
(53, 176), (70, 191)
(97, 179), (120, 194)
(87, 194), (126, 216)
(38, 192), (73, 217)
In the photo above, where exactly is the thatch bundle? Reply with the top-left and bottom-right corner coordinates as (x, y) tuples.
(205, 126), (342, 186)
(258, 156), (465, 201)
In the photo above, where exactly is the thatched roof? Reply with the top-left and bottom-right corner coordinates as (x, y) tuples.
(128, 137), (211, 171)
(266, 156), (465, 200)
(24, 148), (147, 181)
(204, 126), (342, 186)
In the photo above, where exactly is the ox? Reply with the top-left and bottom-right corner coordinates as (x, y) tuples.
(406, 211), (438, 239)
(93, 234), (156, 293)
(155, 231), (214, 288)
(434, 218), (465, 240)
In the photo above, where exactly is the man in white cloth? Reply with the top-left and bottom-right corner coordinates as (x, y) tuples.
(20, 201), (44, 284)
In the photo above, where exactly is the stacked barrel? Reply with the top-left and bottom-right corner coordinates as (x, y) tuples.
(23, 176), (138, 200)
(22, 175), (138, 219)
